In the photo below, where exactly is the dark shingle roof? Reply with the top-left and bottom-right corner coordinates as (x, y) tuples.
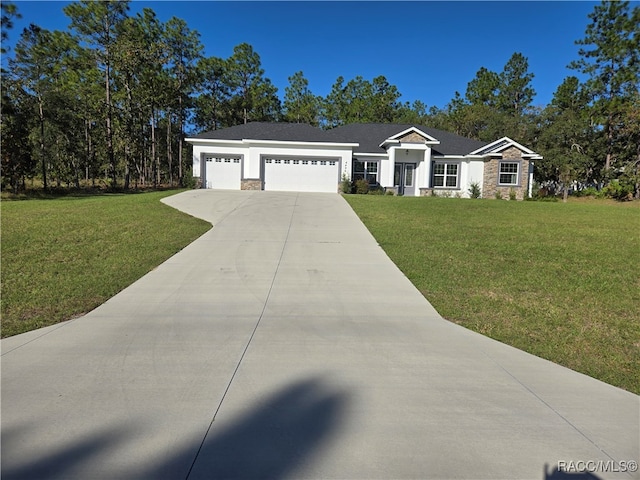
(325, 123), (489, 156)
(191, 122), (339, 143)
(191, 122), (490, 156)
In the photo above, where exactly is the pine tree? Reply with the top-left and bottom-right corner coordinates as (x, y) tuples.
(569, 0), (640, 174)
(64, 0), (130, 188)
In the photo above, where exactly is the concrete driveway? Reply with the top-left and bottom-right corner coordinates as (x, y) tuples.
(2, 190), (638, 480)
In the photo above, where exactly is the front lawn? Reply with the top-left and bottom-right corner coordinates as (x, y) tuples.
(1, 190), (211, 337)
(345, 195), (640, 394)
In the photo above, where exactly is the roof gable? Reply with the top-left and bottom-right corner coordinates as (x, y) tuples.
(470, 137), (538, 156)
(386, 126), (440, 145)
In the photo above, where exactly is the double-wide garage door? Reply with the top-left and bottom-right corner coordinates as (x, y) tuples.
(264, 158), (339, 193)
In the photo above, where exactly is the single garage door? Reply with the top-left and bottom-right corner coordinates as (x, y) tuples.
(205, 156), (241, 189)
(263, 158), (339, 193)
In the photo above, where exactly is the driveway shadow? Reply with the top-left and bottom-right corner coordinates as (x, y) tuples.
(2, 377), (349, 480)
(153, 376), (351, 480)
(1, 424), (134, 480)
(545, 464), (603, 479)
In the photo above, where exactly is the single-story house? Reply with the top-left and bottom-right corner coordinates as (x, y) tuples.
(187, 122), (542, 199)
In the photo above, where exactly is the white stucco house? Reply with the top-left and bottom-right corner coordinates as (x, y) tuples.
(187, 122), (542, 199)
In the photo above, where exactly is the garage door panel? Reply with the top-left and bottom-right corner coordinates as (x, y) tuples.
(205, 156), (241, 189)
(264, 158), (339, 193)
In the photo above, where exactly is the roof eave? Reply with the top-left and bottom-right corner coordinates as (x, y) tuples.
(243, 139), (359, 148)
(186, 138), (244, 145)
(378, 139), (440, 149)
(186, 137), (359, 148)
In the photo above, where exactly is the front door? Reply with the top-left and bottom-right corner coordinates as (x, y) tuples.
(394, 163), (416, 196)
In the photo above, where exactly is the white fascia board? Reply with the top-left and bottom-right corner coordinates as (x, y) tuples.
(432, 154), (469, 161)
(185, 138), (244, 145)
(471, 136), (536, 155)
(379, 139), (400, 148)
(354, 152), (388, 157)
(379, 137), (440, 149)
(469, 137), (508, 155)
(242, 139), (359, 148)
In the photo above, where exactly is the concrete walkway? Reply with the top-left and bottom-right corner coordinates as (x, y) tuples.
(2, 190), (638, 480)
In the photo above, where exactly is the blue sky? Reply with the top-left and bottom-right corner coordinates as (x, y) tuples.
(6, 1), (598, 110)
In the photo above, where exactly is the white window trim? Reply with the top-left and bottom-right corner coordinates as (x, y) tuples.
(432, 161), (461, 189)
(353, 159), (380, 184)
(498, 160), (521, 186)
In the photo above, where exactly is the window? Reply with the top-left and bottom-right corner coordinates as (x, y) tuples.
(432, 162), (459, 188)
(405, 164), (414, 187)
(499, 162), (519, 185)
(353, 160), (379, 184)
(208, 157), (239, 163)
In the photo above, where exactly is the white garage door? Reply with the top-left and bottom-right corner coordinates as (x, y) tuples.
(205, 156), (241, 189)
(263, 158), (339, 193)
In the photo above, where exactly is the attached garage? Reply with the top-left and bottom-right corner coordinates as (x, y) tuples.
(204, 155), (241, 189)
(263, 157), (340, 193)
(188, 123), (357, 193)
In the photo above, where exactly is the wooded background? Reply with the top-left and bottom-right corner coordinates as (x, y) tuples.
(1, 1), (638, 198)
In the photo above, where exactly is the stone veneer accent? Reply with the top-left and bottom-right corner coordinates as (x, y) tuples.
(397, 132), (426, 143)
(483, 147), (531, 200)
(241, 179), (262, 190)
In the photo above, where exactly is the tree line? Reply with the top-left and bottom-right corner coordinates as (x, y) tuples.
(1, 0), (638, 198)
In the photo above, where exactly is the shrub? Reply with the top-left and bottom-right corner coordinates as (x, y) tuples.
(495, 191), (503, 200)
(182, 172), (199, 189)
(468, 182), (482, 199)
(354, 178), (369, 195)
(509, 188), (517, 201)
(601, 180), (633, 201)
(385, 189), (395, 196)
(577, 186), (598, 197)
(340, 173), (352, 194)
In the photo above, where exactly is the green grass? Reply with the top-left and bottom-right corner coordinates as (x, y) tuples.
(1, 190), (211, 337)
(345, 195), (640, 394)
